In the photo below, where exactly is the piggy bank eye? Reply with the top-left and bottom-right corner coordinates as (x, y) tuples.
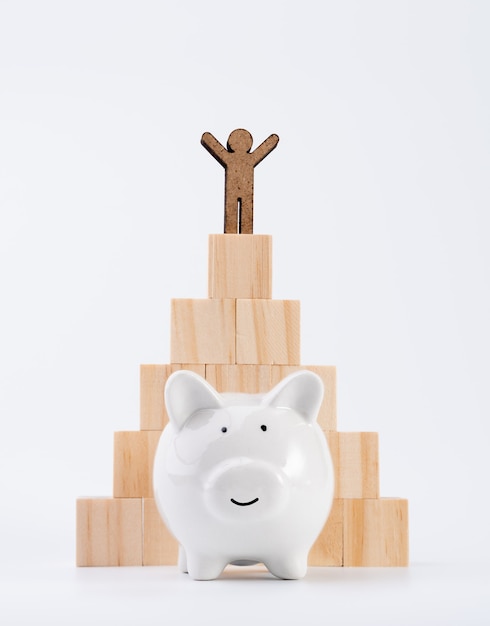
(260, 424), (267, 432)
(221, 427), (228, 433)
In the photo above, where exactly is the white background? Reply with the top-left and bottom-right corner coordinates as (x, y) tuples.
(1, 1), (489, 624)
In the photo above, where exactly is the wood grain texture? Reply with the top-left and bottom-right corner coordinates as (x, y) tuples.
(343, 498), (409, 566)
(271, 365), (337, 430)
(170, 298), (236, 364)
(76, 498), (143, 566)
(205, 364), (272, 394)
(113, 431), (161, 498)
(208, 234), (272, 299)
(326, 432), (379, 499)
(308, 498), (344, 566)
(236, 299), (300, 365)
(143, 498), (179, 565)
(140, 364), (205, 430)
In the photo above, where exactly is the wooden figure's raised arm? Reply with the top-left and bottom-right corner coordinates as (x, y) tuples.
(251, 134), (280, 166)
(201, 132), (229, 167)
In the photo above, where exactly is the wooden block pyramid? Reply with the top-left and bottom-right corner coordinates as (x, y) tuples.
(76, 130), (409, 569)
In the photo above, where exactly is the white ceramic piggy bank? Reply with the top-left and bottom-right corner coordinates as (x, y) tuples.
(153, 369), (334, 580)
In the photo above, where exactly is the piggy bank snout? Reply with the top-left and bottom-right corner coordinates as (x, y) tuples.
(203, 458), (289, 522)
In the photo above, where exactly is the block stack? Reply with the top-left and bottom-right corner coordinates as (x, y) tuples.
(76, 233), (408, 568)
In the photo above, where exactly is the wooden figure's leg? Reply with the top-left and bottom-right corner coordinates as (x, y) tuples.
(239, 195), (253, 234)
(224, 196), (238, 233)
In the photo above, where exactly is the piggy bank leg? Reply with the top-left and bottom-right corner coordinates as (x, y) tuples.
(178, 546), (187, 573)
(264, 553), (308, 580)
(185, 552), (227, 581)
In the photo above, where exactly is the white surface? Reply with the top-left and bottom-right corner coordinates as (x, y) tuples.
(0, 0), (489, 623)
(1, 562), (489, 626)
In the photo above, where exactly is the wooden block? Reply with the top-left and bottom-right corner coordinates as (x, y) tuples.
(205, 364), (272, 394)
(113, 431), (161, 498)
(236, 299), (300, 365)
(343, 498), (409, 566)
(271, 365), (337, 430)
(76, 497), (142, 566)
(170, 298), (236, 364)
(208, 234), (272, 299)
(309, 499), (343, 566)
(140, 364), (206, 430)
(326, 432), (379, 499)
(143, 498), (179, 565)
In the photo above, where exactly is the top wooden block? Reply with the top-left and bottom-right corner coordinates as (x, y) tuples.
(208, 234), (272, 299)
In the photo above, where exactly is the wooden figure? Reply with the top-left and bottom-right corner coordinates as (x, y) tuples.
(201, 129), (279, 234)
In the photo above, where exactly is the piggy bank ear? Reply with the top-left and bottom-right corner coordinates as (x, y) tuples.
(165, 370), (224, 431)
(263, 370), (324, 423)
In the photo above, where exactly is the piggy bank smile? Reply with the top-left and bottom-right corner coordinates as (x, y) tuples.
(231, 497), (259, 506)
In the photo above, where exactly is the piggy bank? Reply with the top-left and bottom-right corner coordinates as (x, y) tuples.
(153, 369), (334, 580)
